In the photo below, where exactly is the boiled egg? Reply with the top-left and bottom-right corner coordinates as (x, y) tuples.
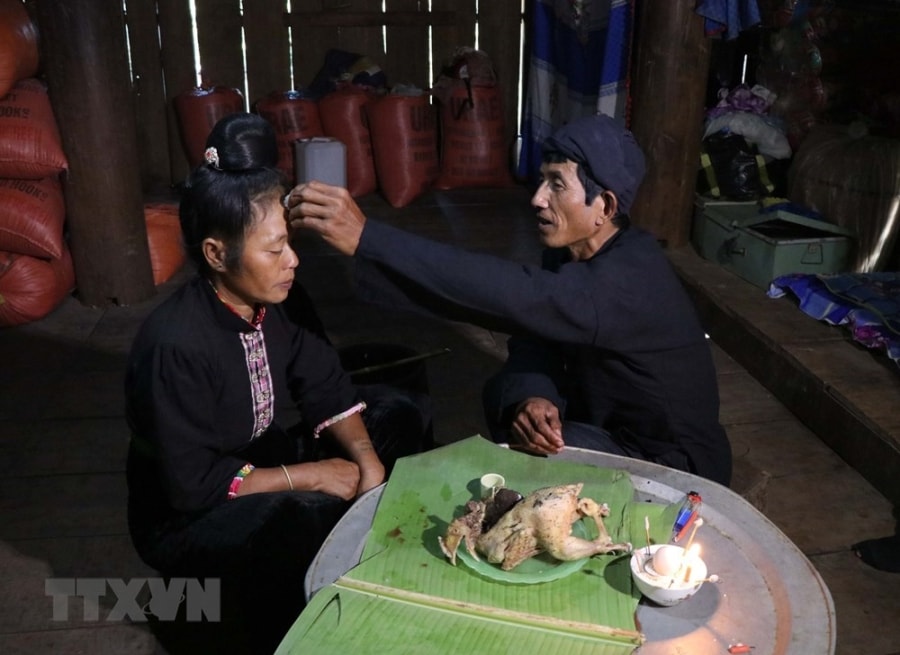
(651, 545), (685, 577)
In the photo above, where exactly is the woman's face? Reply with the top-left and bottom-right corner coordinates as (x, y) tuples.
(213, 193), (299, 317)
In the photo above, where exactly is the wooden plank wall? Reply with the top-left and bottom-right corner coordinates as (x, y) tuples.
(121, 0), (523, 194)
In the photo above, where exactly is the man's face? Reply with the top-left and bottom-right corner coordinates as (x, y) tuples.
(531, 160), (608, 261)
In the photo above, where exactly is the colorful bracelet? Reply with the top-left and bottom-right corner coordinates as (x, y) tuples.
(227, 463), (255, 499)
(313, 402), (367, 438)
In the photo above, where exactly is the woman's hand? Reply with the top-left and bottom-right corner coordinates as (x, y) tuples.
(304, 458), (361, 500)
(321, 411), (386, 497)
(285, 180), (366, 256)
(237, 459), (361, 500)
(510, 397), (565, 455)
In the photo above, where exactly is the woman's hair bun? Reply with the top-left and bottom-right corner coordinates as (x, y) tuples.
(204, 112), (278, 172)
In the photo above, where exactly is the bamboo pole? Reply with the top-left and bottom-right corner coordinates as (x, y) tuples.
(347, 348), (451, 377)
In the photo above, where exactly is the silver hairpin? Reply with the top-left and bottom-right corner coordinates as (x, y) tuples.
(204, 147), (220, 169)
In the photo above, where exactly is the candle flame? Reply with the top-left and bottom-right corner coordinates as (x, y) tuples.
(681, 544), (702, 584)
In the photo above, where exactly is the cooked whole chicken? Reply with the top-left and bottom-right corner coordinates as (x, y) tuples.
(438, 483), (632, 571)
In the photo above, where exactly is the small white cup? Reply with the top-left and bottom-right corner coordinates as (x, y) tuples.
(480, 473), (505, 499)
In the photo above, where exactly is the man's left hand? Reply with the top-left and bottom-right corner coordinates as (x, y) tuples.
(510, 397), (565, 455)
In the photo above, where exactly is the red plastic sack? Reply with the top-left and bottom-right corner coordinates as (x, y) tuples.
(0, 176), (66, 259)
(0, 246), (75, 327)
(173, 86), (244, 168)
(144, 203), (185, 286)
(367, 93), (439, 207)
(0, 0), (39, 99)
(255, 91), (324, 184)
(318, 87), (377, 197)
(0, 78), (68, 179)
(435, 84), (513, 190)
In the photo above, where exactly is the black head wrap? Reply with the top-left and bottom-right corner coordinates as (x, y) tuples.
(542, 114), (646, 215)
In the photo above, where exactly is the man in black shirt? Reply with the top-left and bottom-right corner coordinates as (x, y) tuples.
(288, 114), (732, 486)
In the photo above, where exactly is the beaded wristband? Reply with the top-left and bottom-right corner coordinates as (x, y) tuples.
(227, 463), (255, 499)
(313, 402), (367, 438)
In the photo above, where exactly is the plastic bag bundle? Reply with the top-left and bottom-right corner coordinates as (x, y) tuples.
(703, 112), (791, 160)
(698, 132), (774, 201)
(307, 49), (387, 99)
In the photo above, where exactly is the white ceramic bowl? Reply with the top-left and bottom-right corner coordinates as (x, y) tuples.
(630, 544), (708, 607)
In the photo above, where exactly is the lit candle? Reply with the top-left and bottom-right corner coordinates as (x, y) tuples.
(682, 544), (701, 583)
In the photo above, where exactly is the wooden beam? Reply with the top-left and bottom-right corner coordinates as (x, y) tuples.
(629, 1), (710, 248)
(284, 11), (457, 28)
(34, 0), (156, 306)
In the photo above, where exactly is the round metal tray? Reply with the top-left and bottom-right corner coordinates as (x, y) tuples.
(305, 447), (835, 655)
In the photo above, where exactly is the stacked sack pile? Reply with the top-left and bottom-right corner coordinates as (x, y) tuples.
(174, 48), (514, 210)
(0, 0), (74, 327)
(1, 1), (187, 328)
(256, 79), (441, 207)
(312, 47), (513, 206)
(276, 47), (439, 204)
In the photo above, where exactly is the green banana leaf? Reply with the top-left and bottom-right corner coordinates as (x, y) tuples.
(277, 436), (678, 654)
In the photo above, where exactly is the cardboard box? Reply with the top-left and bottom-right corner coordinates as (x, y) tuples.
(692, 204), (855, 289)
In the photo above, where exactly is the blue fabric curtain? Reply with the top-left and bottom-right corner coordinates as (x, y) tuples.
(517, 0), (636, 183)
(695, 0), (761, 40)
